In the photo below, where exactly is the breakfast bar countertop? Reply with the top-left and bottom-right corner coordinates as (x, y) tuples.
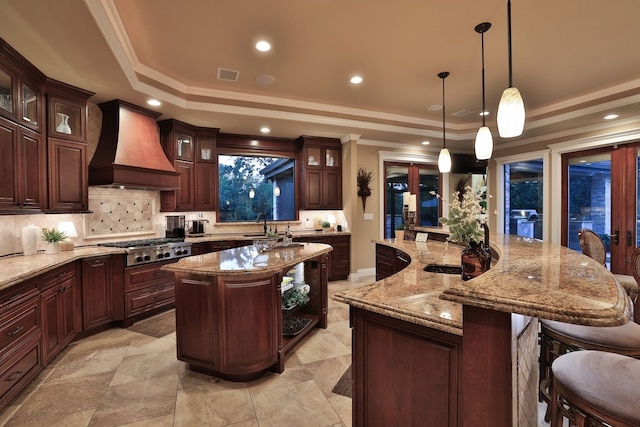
(334, 234), (631, 336)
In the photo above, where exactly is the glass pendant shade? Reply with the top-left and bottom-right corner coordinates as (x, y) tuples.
(438, 148), (452, 173)
(497, 86), (525, 138)
(474, 126), (493, 160)
(249, 188), (255, 198)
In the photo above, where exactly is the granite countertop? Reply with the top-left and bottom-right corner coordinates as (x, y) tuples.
(0, 246), (125, 292)
(162, 242), (333, 277)
(334, 234), (630, 336)
(185, 230), (350, 243)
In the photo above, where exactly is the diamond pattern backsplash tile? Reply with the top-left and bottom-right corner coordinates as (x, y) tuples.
(84, 189), (156, 238)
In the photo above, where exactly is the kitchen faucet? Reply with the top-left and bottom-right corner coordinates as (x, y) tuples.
(256, 212), (267, 235)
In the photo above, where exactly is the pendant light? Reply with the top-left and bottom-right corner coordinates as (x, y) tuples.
(437, 71), (452, 173)
(497, 0), (525, 138)
(475, 22), (493, 160)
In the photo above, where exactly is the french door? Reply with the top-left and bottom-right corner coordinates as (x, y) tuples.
(384, 162), (440, 239)
(562, 143), (640, 275)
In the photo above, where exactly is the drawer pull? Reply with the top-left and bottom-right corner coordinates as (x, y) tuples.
(397, 256), (409, 264)
(5, 293), (21, 303)
(57, 286), (70, 293)
(154, 271), (165, 276)
(6, 370), (24, 382)
(7, 326), (24, 336)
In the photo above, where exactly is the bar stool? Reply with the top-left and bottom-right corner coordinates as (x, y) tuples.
(550, 350), (640, 427)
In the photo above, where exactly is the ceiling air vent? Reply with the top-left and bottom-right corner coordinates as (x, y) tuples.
(217, 68), (240, 81)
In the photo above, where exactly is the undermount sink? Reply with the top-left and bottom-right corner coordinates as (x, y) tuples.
(243, 233), (268, 237)
(423, 264), (462, 275)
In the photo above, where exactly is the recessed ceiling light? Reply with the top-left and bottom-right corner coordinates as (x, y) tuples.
(260, 127), (270, 133)
(350, 75), (363, 84)
(428, 104), (442, 111)
(147, 99), (161, 107)
(255, 40), (271, 52)
(421, 141), (430, 145)
(604, 113), (618, 120)
(480, 111), (489, 116)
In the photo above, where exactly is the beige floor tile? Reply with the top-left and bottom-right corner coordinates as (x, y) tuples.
(89, 375), (178, 427)
(251, 380), (341, 427)
(293, 328), (351, 364)
(121, 414), (176, 427)
(110, 346), (182, 386)
(174, 380), (255, 426)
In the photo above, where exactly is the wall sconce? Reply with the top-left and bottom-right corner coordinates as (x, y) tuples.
(249, 188), (255, 199)
(274, 185), (280, 197)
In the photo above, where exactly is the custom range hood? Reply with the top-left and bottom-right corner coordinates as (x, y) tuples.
(89, 100), (179, 190)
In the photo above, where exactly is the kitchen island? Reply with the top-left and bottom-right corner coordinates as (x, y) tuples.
(162, 242), (333, 381)
(334, 235), (630, 427)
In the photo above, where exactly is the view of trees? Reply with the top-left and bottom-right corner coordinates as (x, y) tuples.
(218, 155), (276, 222)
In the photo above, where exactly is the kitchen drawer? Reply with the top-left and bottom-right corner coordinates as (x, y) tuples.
(0, 333), (42, 407)
(125, 282), (175, 318)
(0, 296), (39, 362)
(0, 281), (39, 317)
(124, 261), (175, 293)
(40, 263), (77, 290)
(376, 244), (395, 258)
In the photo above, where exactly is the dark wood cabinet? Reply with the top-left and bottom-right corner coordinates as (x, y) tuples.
(352, 308), (461, 427)
(296, 234), (350, 281)
(122, 259), (176, 325)
(0, 279), (42, 408)
(81, 256), (113, 331)
(45, 79), (93, 213)
(160, 119), (219, 212)
(40, 263), (81, 364)
(47, 137), (87, 212)
(173, 250), (329, 381)
(298, 136), (342, 210)
(375, 243), (410, 281)
(0, 117), (46, 211)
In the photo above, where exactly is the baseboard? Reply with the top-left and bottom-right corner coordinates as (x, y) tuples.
(348, 268), (375, 282)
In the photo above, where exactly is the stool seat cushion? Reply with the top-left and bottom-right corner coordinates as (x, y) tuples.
(615, 273), (639, 300)
(552, 351), (640, 425)
(541, 319), (640, 352)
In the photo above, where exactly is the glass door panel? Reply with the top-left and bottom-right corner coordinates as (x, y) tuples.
(418, 166), (440, 227)
(566, 153), (611, 255)
(0, 68), (12, 114)
(385, 164), (408, 239)
(503, 159), (544, 239)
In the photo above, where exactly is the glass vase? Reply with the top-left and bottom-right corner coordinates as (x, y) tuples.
(461, 240), (490, 281)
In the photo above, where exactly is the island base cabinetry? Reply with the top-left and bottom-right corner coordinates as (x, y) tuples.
(176, 271), (279, 381)
(121, 259), (176, 327)
(173, 252), (329, 381)
(351, 308), (461, 427)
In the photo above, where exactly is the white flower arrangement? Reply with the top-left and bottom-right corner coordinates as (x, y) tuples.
(431, 186), (489, 245)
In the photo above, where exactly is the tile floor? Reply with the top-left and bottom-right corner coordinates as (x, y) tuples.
(0, 278), (552, 427)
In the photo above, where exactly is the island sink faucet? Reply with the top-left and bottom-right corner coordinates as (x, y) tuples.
(256, 212), (267, 235)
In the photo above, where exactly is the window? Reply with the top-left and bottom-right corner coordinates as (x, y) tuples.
(503, 159), (543, 239)
(218, 155), (296, 222)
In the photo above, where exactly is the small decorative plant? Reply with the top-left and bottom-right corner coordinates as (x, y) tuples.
(282, 283), (310, 309)
(395, 223), (405, 230)
(41, 227), (68, 243)
(321, 221), (331, 229)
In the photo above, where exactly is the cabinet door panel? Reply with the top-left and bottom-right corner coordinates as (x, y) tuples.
(0, 119), (18, 208)
(20, 128), (45, 209)
(48, 138), (87, 211)
(323, 169), (342, 209)
(176, 160), (195, 210)
(305, 169), (323, 209)
(195, 162), (216, 210)
(82, 257), (113, 330)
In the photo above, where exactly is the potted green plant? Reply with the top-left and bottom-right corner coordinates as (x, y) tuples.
(321, 220), (331, 232)
(395, 223), (405, 241)
(41, 227), (68, 255)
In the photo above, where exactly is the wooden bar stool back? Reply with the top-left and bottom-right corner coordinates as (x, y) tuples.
(550, 350), (640, 427)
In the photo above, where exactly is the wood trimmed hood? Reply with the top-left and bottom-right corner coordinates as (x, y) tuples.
(89, 100), (180, 190)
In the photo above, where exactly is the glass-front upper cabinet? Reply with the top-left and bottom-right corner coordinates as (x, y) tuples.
(306, 146), (321, 167)
(197, 137), (215, 162)
(325, 148), (339, 168)
(48, 96), (84, 141)
(176, 134), (193, 161)
(0, 68), (12, 115)
(22, 83), (39, 127)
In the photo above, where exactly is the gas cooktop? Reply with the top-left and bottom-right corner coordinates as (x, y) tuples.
(98, 238), (191, 266)
(98, 237), (184, 249)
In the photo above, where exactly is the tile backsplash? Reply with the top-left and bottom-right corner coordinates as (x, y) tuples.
(0, 187), (344, 257)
